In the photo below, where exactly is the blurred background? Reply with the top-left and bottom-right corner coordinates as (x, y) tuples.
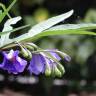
(0, 0), (96, 96)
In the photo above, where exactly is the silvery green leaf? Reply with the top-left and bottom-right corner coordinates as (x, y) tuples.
(1, 23), (96, 49)
(0, 16), (22, 46)
(28, 10), (74, 37)
(29, 23), (96, 41)
(48, 24), (96, 30)
(4, 23), (96, 47)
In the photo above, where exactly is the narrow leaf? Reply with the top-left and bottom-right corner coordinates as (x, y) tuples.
(29, 24), (96, 41)
(28, 10), (74, 37)
(14, 24), (96, 42)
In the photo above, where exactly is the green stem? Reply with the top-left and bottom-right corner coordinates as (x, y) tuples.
(0, 0), (17, 23)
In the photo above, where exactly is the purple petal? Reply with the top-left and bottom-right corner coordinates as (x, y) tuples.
(0, 50), (27, 74)
(15, 57), (27, 72)
(46, 49), (71, 62)
(28, 54), (45, 75)
(49, 52), (61, 61)
(43, 49), (61, 61)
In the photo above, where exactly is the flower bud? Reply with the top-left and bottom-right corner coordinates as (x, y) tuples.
(26, 44), (34, 51)
(51, 67), (55, 77)
(56, 51), (71, 62)
(21, 47), (29, 58)
(56, 63), (65, 74)
(27, 43), (38, 49)
(45, 63), (51, 76)
(26, 49), (32, 60)
(54, 65), (62, 77)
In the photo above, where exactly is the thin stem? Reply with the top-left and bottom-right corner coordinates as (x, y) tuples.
(0, 0), (17, 23)
(0, 43), (17, 50)
(32, 49), (66, 55)
(0, 3), (11, 18)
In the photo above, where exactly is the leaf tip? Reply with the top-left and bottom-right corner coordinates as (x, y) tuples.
(68, 9), (74, 17)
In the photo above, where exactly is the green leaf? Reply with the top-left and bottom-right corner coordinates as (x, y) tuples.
(29, 24), (96, 41)
(28, 10), (74, 37)
(1, 23), (96, 46)
(13, 23), (96, 43)
(3, 23), (96, 47)
(0, 0), (16, 23)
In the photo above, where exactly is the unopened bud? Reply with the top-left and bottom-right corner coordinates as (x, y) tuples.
(51, 67), (55, 77)
(26, 49), (32, 60)
(21, 47), (29, 58)
(57, 51), (71, 62)
(45, 63), (51, 76)
(27, 43), (38, 49)
(54, 65), (62, 77)
(64, 54), (71, 62)
(26, 44), (34, 51)
(56, 63), (65, 74)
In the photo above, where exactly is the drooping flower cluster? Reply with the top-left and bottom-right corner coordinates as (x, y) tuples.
(0, 43), (71, 77)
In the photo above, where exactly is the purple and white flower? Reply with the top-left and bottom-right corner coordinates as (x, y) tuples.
(0, 50), (27, 74)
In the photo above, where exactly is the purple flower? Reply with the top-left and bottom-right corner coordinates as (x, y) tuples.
(28, 54), (45, 75)
(0, 50), (27, 74)
(28, 50), (62, 75)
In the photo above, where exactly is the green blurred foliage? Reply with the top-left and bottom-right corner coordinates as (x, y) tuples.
(84, 9), (96, 23)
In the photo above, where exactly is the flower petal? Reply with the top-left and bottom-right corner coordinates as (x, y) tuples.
(0, 50), (27, 74)
(49, 52), (61, 61)
(28, 54), (45, 75)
